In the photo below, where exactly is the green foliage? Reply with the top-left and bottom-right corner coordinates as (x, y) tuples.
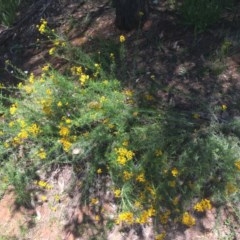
(180, 0), (234, 33)
(0, 0), (22, 26)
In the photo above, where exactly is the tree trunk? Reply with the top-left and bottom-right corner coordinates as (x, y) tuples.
(115, 0), (149, 31)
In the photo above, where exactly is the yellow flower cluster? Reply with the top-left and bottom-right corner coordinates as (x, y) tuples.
(116, 211), (134, 224)
(28, 73), (35, 83)
(53, 40), (66, 47)
(9, 120), (41, 146)
(136, 207), (156, 224)
(182, 212), (196, 226)
(37, 19), (48, 34)
(59, 138), (72, 152)
(71, 66), (90, 85)
(115, 147), (135, 165)
(28, 123), (41, 136)
(58, 123), (73, 152)
(193, 199), (212, 212)
(35, 180), (53, 190)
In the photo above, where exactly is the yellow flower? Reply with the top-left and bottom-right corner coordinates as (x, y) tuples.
(100, 96), (107, 103)
(65, 118), (71, 124)
(90, 198), (99, 205)
(57, 101), (63, 107)
(18, 82), (23, 89)
(28, 123), (40, 136)
(136, 173), (145, 183)
(37, 148), (47, 160)
(172, 196), (180, 206)
(37, 19), (48, 34)
(124, 89), (133, 97)
(193, 199), (212, 212)
(110, 53), (115, 60)
(115, 147), (135, 165)
(95, 215), (100, 221)
(119, 35), (126, 43)
(10, 104), (17, 115)
(79, 73), (89, 85)
(46, 89), (52, 95)
(37, 180), (52, 189)
(234, 160), (240, 170)
(49, 47), (56, 55)
(182, 212), (196, 227)
(59, 126), (70, 137)
(114, 189), (121, 198)
(42, 64), (50, 72)
(171, 168), (179, 177)
(59, 138), (72, 152)
(134, 201), (142, 209)
(147, 207), (156, 217)
(123, 170), (133, 181)
(23, 85), (34, 94)
(18, 119), (27, 128)
(221, 104), (227, 111)
(133, 111), (138, 117)
(117, 211), (134, 224)
(54, 40), (60, 46)
(18, 129), (28, 140)
(97, 168), (102, 174)
(136, 210), (149, 224)
(4, 142), (10, 148)
(28, 73), (35, 83)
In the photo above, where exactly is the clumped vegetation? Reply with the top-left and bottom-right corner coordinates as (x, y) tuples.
(180, 0), (234, 32)
(0, 0), (240, 239)
(0, 0), (22, 26)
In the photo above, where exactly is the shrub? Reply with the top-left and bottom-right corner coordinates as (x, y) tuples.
(1, 19), (240, 230)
